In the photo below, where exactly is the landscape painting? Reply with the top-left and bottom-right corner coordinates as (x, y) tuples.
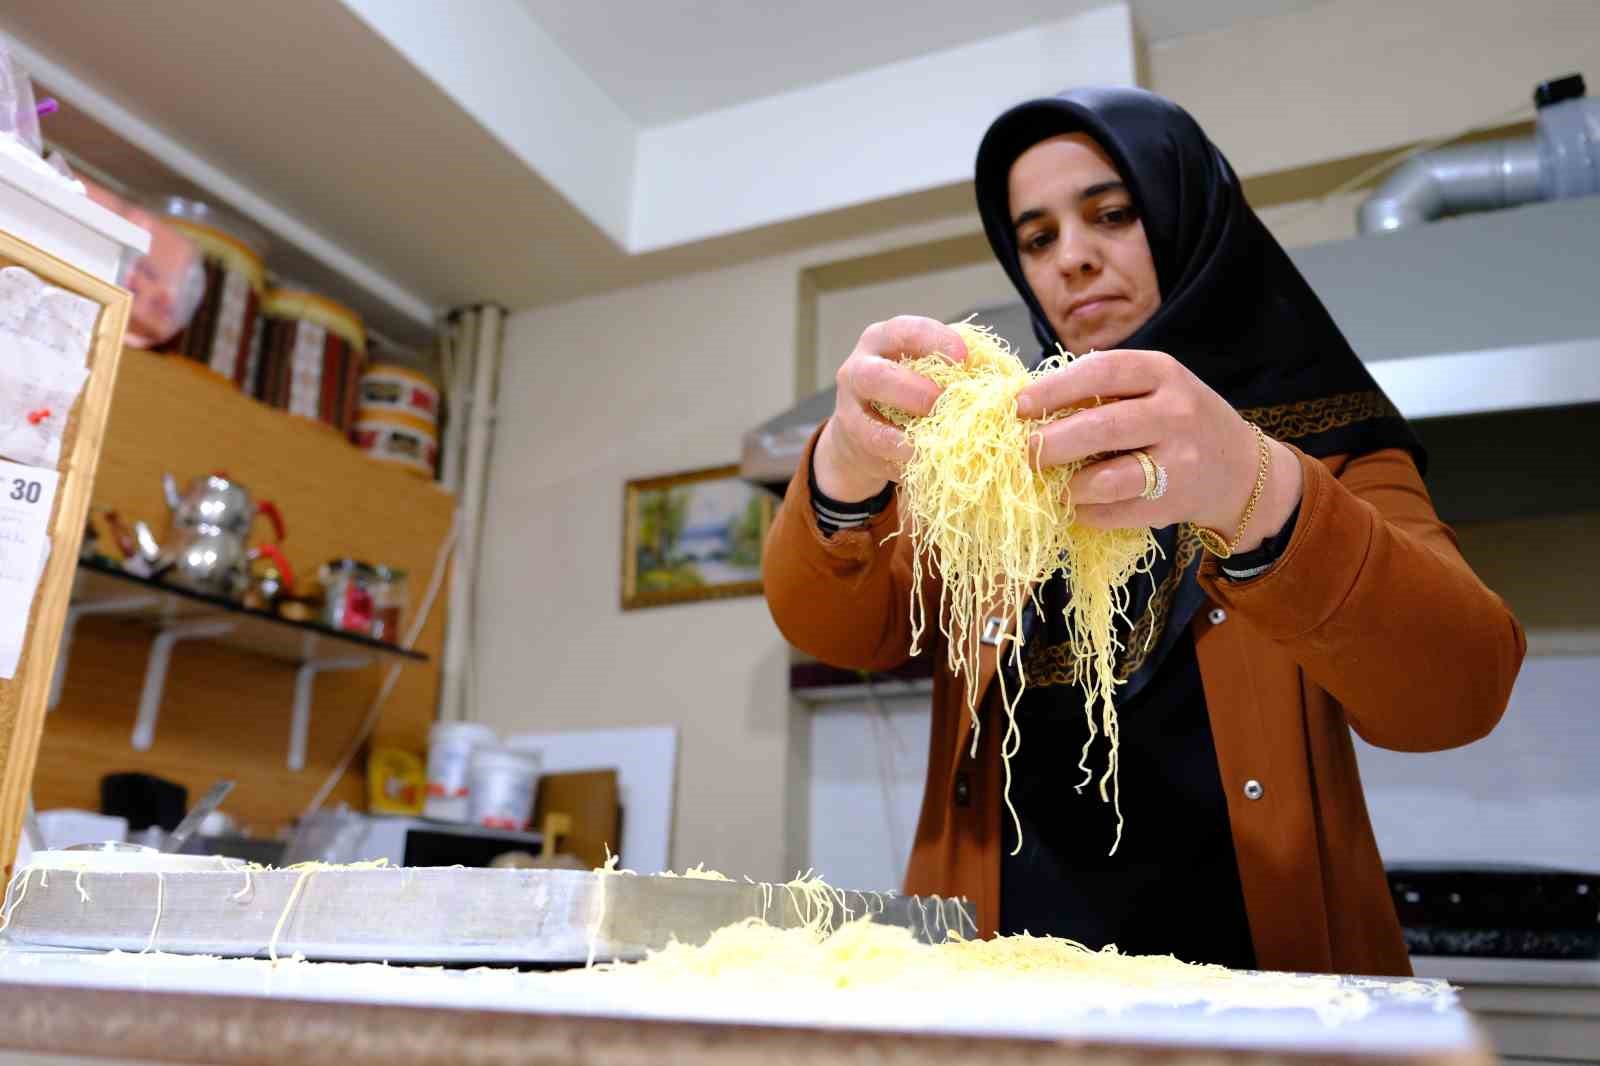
(622, 464), (774, 609)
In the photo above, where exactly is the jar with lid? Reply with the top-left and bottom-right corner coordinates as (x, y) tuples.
(258, 287), (368, 433)
(319, 558), (378, 636)
(157, 197), (268, 390)
(369, 565), (408, 644)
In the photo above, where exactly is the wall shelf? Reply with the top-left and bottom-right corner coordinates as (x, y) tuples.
(54, 559), (426, 772)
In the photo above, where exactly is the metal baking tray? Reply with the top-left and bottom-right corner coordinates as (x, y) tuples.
(1, 865), (973, 964)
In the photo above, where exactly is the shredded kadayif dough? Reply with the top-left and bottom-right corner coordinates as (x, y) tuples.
(576, 862), (1417, 1027)
(878, 321), (1159, 854)
(589, 909), (1394, 1027)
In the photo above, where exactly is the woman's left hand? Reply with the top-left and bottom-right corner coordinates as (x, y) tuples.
(1013, 349), (1303, 550)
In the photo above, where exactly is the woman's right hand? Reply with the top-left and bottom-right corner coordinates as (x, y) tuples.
(813, 316), (969, 501)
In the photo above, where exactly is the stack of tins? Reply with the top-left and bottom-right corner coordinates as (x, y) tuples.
(158, 198), (267, 389)
(255, 289), (367, 433)
(352, 362), (440, 478)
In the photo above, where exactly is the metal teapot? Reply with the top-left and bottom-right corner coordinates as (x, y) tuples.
(125, 472), (291, 600)
(161, 471), (283, 537)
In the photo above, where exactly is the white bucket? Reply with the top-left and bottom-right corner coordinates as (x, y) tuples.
(35, 809), (128, 849)
(466, 747), (541, 832)
(424, 721), (498, 822)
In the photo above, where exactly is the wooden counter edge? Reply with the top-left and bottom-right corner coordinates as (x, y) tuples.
(0, 980), (1496, 1066)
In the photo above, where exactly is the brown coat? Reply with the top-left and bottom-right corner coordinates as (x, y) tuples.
(763, 425), (1525, 976)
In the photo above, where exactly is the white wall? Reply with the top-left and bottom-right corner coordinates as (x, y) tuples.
(632, 6), (1136, 252)
(475, 209), (988, 879)
(476, 256), (800, 879)
(813, 259), (1017, 391)
(1147, 0), (1600, 181)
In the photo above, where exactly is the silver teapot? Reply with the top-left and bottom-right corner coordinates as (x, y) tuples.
(126, 472), (291, 600)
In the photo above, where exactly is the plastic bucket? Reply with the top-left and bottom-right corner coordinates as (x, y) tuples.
(423, 721), (498, 823)
(466, 747), (541, 832)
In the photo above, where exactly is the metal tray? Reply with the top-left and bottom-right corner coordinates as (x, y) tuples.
(1, 865), (973, 964)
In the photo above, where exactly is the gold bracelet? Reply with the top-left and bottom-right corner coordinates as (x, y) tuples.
(1192, 423), (1270, 559)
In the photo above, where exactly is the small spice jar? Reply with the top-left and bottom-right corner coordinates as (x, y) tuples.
(368, 565), (408, 644)
(319, 558), (378, 636)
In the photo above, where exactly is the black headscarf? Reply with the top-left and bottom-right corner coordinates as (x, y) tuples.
(974, 87), (1423, 701)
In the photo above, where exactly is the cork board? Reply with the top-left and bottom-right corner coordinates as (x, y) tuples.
(0, 227), (130, 877)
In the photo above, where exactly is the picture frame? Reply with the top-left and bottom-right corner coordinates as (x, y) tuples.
(621, 464), (774, 610)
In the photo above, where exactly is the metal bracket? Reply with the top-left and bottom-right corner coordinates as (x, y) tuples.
(131, 620), (238, 751)
(289, 656), (373, 771)
(50, 595), (162, 710)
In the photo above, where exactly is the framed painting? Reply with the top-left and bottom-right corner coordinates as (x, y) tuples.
(621, 464), (774, 610)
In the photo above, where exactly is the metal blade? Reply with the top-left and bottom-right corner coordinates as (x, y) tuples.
(161, 780), (234, 854)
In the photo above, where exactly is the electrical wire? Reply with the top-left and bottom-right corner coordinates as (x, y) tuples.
(297, 513), (461, 822)
(860, 672), (906, 876)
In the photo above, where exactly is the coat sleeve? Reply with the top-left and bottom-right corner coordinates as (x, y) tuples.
(1199, 446), (1526, 752)
(761, 423), (923, 673)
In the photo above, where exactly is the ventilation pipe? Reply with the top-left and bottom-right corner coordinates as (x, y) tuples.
(1359, 74), (1600, 233)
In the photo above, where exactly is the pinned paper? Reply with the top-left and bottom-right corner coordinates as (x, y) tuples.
(0, 329), (88, 468)
(0, 459), (60, 679)
(0, 265), (98, 467)
(0, 266), (98, 364)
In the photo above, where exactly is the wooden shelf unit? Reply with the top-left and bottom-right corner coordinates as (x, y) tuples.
(29, 348), (454, 837)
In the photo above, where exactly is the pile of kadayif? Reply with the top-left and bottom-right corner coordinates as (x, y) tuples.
(583, 866), (1426, 1025)
(878, 320), (1157, 853)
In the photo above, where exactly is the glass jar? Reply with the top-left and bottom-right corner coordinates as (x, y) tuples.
(320, 558), (378, 636)
(157, 197), (268, 388)
(369, 565), (409, 644)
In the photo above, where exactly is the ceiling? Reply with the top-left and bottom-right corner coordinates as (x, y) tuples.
(0, 0), (1323, 343)
(522, 0), (1089, 124)
(1133, 0), (1323, 50)
(523, 0), (1325, 123)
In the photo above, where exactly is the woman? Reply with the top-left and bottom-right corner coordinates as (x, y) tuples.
(762, 87), (1526, 977)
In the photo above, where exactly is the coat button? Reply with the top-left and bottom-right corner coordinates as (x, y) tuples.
(1243, 779), (1264, 801)
(954, 773), (972, 807)
(1209, 607), (1227, 625)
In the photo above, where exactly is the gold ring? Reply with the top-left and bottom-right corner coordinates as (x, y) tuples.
(1133, 450), (1168, 501)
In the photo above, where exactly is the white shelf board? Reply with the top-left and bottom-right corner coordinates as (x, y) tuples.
(0, 141), (149, 283)
(0, 145), (148, 251)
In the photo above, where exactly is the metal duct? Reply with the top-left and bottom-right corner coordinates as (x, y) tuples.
(1359, 74), (1600, 234)
(1357, 139), (1540, 233)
